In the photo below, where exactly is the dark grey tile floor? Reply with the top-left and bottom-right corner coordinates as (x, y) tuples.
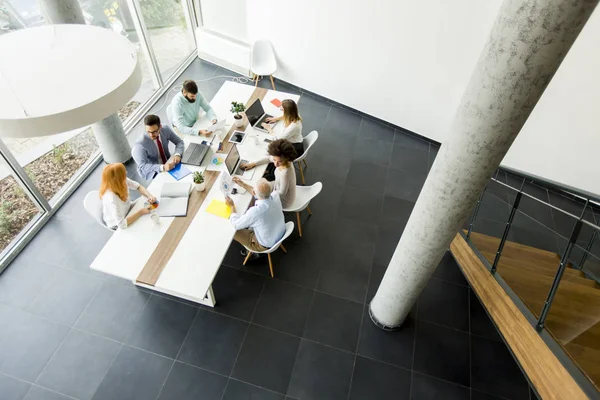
(1, 59), (536, 400)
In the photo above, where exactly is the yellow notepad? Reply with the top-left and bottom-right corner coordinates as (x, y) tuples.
(206, 200), (232, 219)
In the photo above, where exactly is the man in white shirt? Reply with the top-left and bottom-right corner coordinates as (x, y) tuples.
(225, 179), (285, 257)
(132, 114), (185, 180)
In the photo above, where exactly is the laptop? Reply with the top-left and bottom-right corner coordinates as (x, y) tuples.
(245, 98), (277, 132)
(224, 145), (255, 180)
(181, 136), (215, 166)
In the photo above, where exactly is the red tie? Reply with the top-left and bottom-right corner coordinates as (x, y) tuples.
(156, 138), (167, 164)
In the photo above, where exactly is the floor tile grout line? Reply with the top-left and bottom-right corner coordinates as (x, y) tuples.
(285, 286), (318, 398)
(409, 300), (419, 400)
(219, 262), (368, 306)
(87, 293), (151, 400)
(20, 380), (81, 400)
(468, 286), (473, 400)
(227, 376), (289, 397)
(346, 242), (375, 400)
(220, 279), (266, 400)
(153, 305), (201, 400)
(412, 370), (474, 392)
(27, 272), (106, 388)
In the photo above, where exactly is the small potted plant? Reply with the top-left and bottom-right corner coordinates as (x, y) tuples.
(230, 101), (246, 127)
(192, 171), (205, 192)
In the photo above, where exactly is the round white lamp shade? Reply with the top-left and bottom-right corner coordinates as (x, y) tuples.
(0, 24), (141, 138)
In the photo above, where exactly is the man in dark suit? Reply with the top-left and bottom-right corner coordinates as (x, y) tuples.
(132, 114), (185, 180)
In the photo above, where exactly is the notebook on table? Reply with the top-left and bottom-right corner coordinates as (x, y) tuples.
(168, 163), (192, 180)
(157, 183), (191, 217)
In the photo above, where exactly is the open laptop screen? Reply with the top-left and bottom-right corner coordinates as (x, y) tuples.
(225, 145), (241, 175)
(245, 99), (264, 127)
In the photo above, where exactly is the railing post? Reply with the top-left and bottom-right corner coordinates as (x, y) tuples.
(576, 229), (595, 269)
(491, 191), (523, 273)
(467, 187), (486, 239)
(536, 219), (583, 331)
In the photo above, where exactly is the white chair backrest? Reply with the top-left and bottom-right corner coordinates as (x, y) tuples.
(263, 221), (295, 253)
(84, 190), (109, 229)
(295, 131), (318, 163)
(166, 104), (174, 126)
(251, 40), (277, 74)
(283, 182), (323, 212)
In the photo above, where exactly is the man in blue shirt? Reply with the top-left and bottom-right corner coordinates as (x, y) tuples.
(225, 179), (285, 258)
(171, 80), (218, 136)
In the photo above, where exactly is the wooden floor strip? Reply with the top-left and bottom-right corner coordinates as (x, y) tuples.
(450, 233), (588, 400)
(136, 87), (269, 287)
(136, 170), (220, 286)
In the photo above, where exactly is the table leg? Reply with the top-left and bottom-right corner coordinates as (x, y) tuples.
(202, 285), (216, 307)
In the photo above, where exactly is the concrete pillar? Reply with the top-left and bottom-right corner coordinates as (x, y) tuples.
(38, 0), (133, 163)
(92, 114), (132, 164)
(370, 0), (598, 330)
(38, 0), (85, 24)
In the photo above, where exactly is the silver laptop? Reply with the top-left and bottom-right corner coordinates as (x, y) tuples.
(225, 145), (255, 180)
(245, 98), (277, 132)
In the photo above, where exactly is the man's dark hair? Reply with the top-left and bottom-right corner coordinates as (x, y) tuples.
(267, 139), (297, 162)
(182, 80), (198, 94)
(144, 114), (161, 126)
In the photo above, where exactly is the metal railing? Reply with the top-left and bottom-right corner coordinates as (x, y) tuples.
(465, 175), (600, 391)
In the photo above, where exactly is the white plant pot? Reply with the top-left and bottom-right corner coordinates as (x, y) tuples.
(194, 182), (206, 192)
(233, 116), (244, 127)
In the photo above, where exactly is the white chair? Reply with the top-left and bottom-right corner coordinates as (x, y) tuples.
(166, 104), (174, 126)
(251, 40), (277, 90)
(294, 131), (319, 184)
(283, 182), (322, 237)
(84, 191), (113, 231)
(242, 221), (294, 278)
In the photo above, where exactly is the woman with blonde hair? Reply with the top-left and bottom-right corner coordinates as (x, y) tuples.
(99, 163), (156, 229)
(262, 99), (304, 156)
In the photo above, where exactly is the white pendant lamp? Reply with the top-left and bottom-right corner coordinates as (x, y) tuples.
(0, 24), (141, 138)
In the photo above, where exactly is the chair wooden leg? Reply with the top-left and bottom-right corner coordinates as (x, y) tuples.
(306, 206), (312, 215)
(270, 75), (276, 90)
(267, 254), (274, 278)
(303, 159), (307, 168)
(298, 163), (305, 185)
(280, 244), (287, 253)
(243, 251), (252, 265)
(296, 212), (303, 237)
(255, 75), (259, 87)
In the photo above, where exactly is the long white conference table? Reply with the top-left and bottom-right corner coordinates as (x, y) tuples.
(90, 81), (300, 307)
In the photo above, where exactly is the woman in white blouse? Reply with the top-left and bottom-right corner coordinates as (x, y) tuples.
(99, 163), (156, 230)
(235, 139), (297, 209)
(261, 99), (304, 157)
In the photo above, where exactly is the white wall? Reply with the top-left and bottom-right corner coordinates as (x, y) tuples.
(202, 0), (600, 196)
(200, 0), (248, 41)
(246, 0), (502, 143)
(501, 9), (600, 197)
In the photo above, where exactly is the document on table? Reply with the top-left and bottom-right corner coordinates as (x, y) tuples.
(158, 183), (191, 217)
(206, 200), (232, 219)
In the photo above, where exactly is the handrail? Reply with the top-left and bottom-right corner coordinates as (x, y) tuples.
(490, 177), (600, 232)
(499, 165), (600, 207)
(467, 176), (600, 393)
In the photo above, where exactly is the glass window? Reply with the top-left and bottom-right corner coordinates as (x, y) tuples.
(138, 0), (196, 80)
(2, 127), (100, 205)
(0, 166), (44, 256)
(78, 0), (159, 123)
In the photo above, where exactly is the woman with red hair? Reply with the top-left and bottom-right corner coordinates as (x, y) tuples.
(99, 163), (156, 229)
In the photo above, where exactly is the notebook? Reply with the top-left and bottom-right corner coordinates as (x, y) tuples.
(270, 98), (282, 107)
(158, 183), (191, 217)
(168, 163), (192, 180)
(206, 200), (232, 219)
